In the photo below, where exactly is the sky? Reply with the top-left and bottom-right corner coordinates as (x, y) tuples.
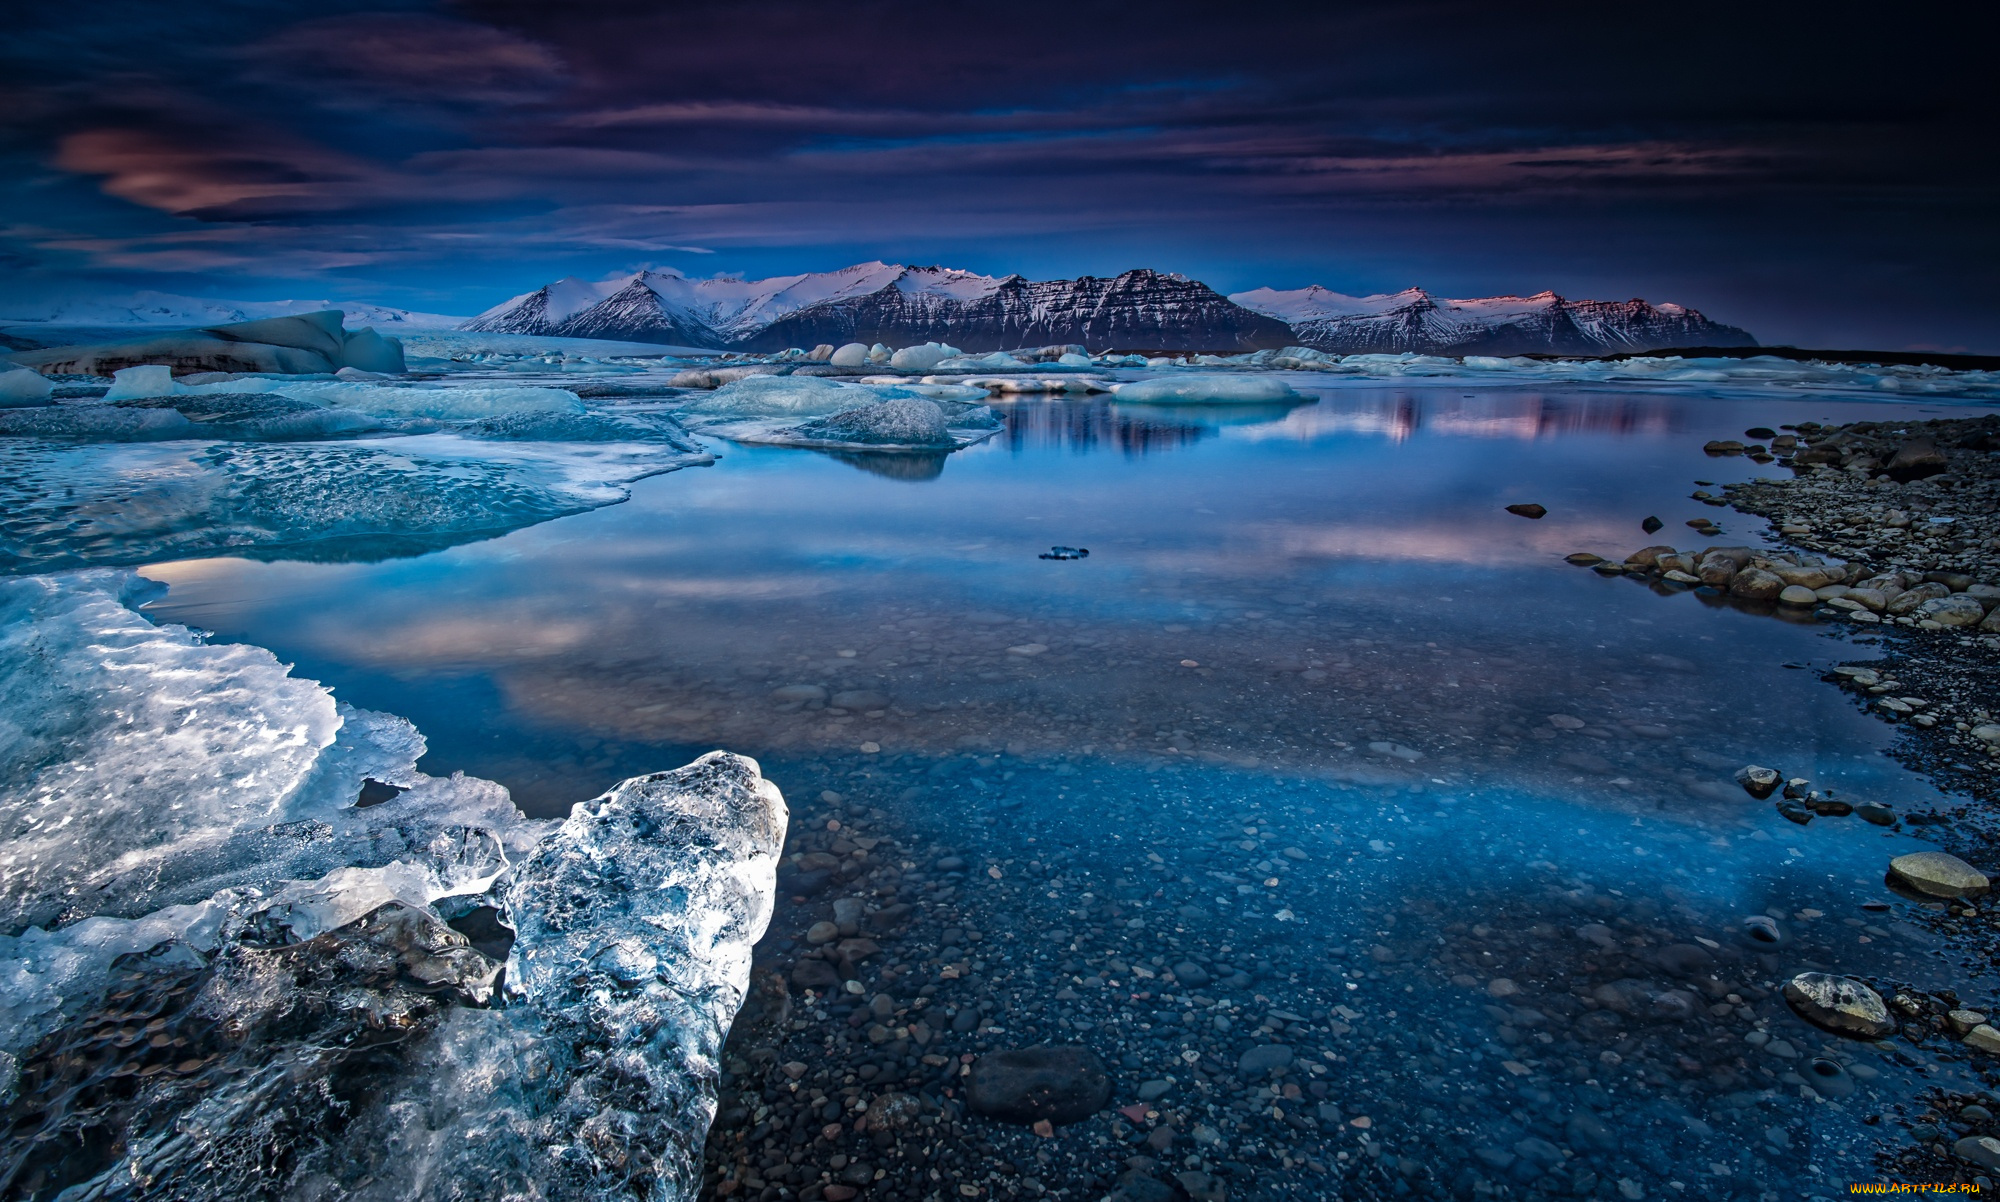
(2, 1), (1994, 351)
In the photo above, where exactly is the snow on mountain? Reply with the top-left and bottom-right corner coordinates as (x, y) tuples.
(738, 267), (1288, 353)
(2, 291), (465, 330)
(1229, 286), (1754, 356)
(461, 265), (1756, 355)
(466, 263), (1019, 348)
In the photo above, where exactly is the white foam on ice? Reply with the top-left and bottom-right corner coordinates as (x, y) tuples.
(1110, 374), (1305, 404)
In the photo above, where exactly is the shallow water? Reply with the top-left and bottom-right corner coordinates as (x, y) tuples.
(139, 383), (1998, 1197)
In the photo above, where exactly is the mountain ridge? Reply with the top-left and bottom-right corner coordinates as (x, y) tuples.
(465, 264), (1754, 355)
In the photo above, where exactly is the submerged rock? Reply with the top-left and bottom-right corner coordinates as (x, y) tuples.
(967, 1045), (1112, 1125)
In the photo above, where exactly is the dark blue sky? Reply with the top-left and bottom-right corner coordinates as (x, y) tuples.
(3, 1), (1994, 350)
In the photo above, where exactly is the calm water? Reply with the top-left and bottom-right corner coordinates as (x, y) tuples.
(140, 383), (1993, 1196)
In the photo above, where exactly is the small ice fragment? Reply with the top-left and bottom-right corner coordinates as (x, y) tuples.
(1039, 546), (1089, 560)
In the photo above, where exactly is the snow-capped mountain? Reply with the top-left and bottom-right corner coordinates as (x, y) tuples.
(737, 267), (1291, 353)
(461, 263), (1756, 355)
(0, 291), (464, 329)
(460, 263), (962, 348)
(1228, 286), (1754, 356)
(464, 264), (1291, 352)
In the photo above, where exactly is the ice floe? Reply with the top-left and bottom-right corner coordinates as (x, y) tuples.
(1110, 373), (1305, 404)
(0, 429), (709, 571)
(0, 571), (785, 1199)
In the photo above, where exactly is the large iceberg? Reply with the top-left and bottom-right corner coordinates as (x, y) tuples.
(0, 572), (785, 1199)
(12, 310), (407, 377)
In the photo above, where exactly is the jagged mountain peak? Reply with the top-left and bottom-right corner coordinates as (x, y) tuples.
(463, 262), (1754, 355)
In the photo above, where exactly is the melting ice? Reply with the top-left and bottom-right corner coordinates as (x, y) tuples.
(0, 571), (785, 1199)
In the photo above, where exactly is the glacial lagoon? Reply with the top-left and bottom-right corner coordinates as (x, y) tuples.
(106, 370), (2000, 1201)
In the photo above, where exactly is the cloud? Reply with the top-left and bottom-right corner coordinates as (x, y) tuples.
(53, 126), (387, 217)
(249, 14), (566, 110)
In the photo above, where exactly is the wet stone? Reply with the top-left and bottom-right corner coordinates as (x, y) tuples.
(1783, 973), (1897, 1039)
(1236, 1044), (1294, 1076)
(966, 1045), (1112, 1125)
(1889, 851), (1991, 898)
(1735, 765), (1781, 799)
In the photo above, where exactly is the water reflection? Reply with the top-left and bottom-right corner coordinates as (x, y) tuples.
(822, 449), (951, 481)
(988, 395), (1214, 456)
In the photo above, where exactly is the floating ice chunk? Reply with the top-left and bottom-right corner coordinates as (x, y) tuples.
(675, 374), (894, 418)
(935, 351), (1030, 371)
(667, 365), (785, 389)
(888, 341), (963, 371)
(867, 343), (891, 363)
(829, 342), (870, 366)
(0, 368), (53, 407)
(0, 431), (710, 571)
(103, 363), (179, 400)
(1056, 352), (1093, 366)
(790, 398), (956, 447)
(962, 376), (1108, 394)
(1110, 373), (1305, 404)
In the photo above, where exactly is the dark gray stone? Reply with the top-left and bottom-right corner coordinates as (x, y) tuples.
(966, 1045), (1111, 1125)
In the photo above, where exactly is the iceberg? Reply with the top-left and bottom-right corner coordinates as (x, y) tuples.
(934, 351), (1030, 371)
(0, 572), (785, 1199)
(887, 341), (962, 372)
(14, 310), (407, 377)
(0, 368), (54, 407)
(1110, 373), (1305, 404)
(673, 373), (899, 419)
(780, 397), (958, 448)
(723, 399), (1001, 452)
(828, 342), (870, 366)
